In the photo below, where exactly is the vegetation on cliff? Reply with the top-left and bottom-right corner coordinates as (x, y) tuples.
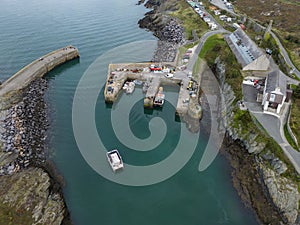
(199, 33), (300, 224)
(290, 84), (300, 149)
(0, 168), (65, 225)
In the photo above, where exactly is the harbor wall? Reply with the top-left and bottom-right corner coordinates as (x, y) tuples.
(0, 46), (79, 110)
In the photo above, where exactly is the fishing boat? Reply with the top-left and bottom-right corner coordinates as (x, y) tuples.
(106, 149), (124, 172)
(154, 87), (165, 107)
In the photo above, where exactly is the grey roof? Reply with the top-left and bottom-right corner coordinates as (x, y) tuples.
(265, 70), (286, 95)
(226, 28), (263, 67)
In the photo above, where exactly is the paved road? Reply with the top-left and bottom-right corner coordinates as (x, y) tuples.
(269, 31), (300, 79)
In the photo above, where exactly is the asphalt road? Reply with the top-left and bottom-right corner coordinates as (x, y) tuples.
(187, 29), (228, 71)
(269, 31), (300, 79)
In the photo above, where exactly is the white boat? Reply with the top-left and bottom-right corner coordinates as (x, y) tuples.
(106, 149), (124, 172)
(154, 87), (165, 107)
(126, 82), (135, 94)
(123, 82), (129, 90)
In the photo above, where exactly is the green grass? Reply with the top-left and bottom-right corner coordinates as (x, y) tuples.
(272, 29), (300, 72)
(170, 0), (208, 40)
(199, 34), (225, 58)
(284, 124), (299, 150)
(290, 98), (300, 146)
(0, 202), (33, 225)
(199, 34), (243, 100)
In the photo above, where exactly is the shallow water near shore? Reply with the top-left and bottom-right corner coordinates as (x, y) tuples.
(0, 0), (259, 224)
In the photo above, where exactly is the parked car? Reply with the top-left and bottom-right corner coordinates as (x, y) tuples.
(203, 17), (211, 22)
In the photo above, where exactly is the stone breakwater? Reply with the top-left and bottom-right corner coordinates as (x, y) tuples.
(0, 78), (48, 175)
(0, 46), (79, 224)
(138, 0), (185, 62)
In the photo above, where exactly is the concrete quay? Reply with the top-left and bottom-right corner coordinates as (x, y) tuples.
(104, 62), (202, 118)
(0, 46), (79, 109)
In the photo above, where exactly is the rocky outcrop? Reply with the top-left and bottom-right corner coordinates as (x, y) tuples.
(214, 57), (300, 224)
(0, 167), (64, 225)
(258, 161), (300, 224)
(138, 0), (185, 62)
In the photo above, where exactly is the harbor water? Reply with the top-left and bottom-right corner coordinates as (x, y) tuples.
(0, 0), (259, 224)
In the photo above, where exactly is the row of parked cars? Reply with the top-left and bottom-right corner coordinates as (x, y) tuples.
(187, 0), (218, 30)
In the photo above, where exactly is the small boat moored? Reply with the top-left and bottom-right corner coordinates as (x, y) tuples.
(123, 81), (135, 94)
(154, 86), (165, 107)
(106, 149), (124, 172)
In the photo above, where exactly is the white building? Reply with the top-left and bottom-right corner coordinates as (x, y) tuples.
(262, 70), (287, 115)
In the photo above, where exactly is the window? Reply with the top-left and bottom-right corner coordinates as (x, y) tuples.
(270, 93), (276, 102)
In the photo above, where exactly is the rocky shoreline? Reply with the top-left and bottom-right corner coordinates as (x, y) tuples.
(138, 0), (185, 62)
(214, 58), (300, 224)
(0, 78), (70, 225)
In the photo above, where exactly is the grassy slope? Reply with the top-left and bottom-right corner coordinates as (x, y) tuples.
(0, 202), (33, 225)
(199, 34), (299, 181)
(170, 0), (208, 40)
(199, 34), (243, 100)
(290, 98), (300, 147)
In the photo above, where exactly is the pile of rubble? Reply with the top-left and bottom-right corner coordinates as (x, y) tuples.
(159, 19), (185, 44)
(152, 20), (185, 62)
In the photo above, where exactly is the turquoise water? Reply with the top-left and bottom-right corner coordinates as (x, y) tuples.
(0, 0), (259, 224)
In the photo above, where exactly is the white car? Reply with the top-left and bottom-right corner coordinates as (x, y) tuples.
(203, 17), (211, 22)
(242, 79), (255, 86)
(219, 15), (227, 21)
